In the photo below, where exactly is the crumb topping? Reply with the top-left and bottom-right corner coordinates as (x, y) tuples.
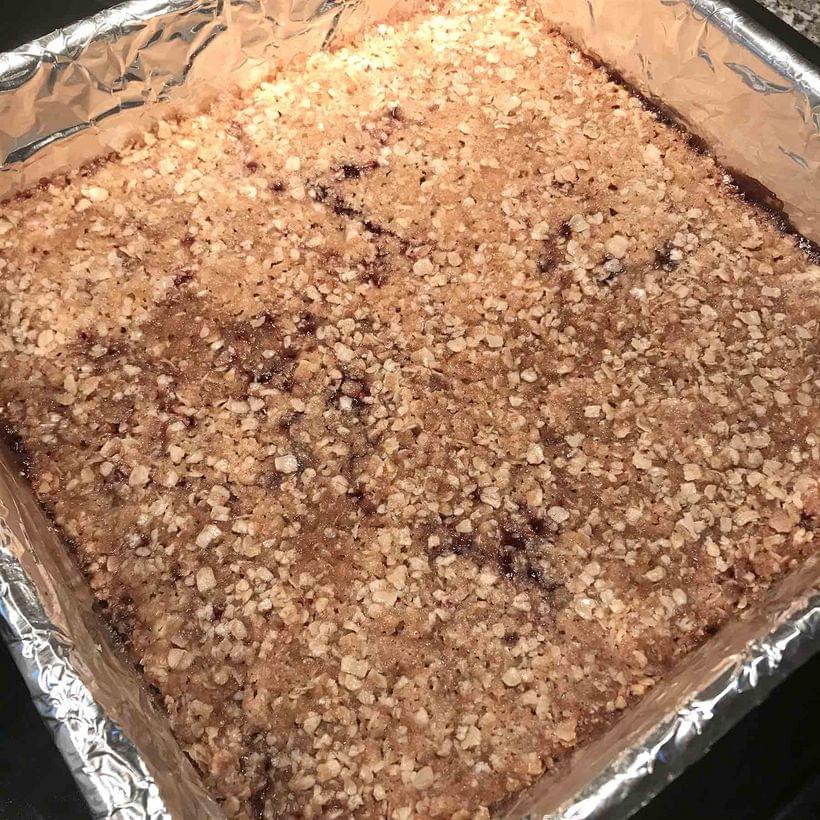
(0, 1), (817, 817)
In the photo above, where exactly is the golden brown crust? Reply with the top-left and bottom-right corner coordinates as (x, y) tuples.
(0, 1), (817, 817)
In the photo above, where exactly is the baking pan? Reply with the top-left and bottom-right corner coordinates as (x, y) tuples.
(0, 1), (818, 818)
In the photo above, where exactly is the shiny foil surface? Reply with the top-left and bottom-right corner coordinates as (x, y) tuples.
(0, 1), (818, 819)
(0, 457), (222, 819)
(534, 0), (820, 244)
(506, 558), (819, 819)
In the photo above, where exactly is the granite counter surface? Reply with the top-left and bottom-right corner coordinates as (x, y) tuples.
(757, 0), (819, 43)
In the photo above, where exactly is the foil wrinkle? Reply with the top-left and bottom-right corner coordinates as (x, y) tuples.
(533, 0), (820, 242)
(506, 558), (819, 818)
(0, 455), (221, 818)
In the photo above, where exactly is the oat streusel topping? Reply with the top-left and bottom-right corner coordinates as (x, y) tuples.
(0, 1), (817, 816)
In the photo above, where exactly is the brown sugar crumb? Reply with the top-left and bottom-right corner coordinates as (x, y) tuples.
(0, 0), (818, 817)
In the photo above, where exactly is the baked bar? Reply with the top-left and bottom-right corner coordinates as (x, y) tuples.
(0, 0), (817, 816)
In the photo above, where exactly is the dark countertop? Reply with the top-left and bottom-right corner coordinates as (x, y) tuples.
(757, 0), (819, 43)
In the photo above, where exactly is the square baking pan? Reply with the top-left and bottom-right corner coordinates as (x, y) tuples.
(0, 1), (818, 818)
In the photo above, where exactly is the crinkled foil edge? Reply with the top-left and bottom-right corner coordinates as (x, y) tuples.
(4, 0), (817, 241)
(531, 0), (820, 244)
(0, 1), (818, 819)
(505, 558), (820, 819)
(0, 455), (222, 819)
(0, 0), (416, 200)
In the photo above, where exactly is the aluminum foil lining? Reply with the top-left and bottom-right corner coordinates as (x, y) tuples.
(0, 456), (221, 819)
(0, 0), (415, 200)
(506, 557), (820, 819)
(532, 0), (820, 244)
(1, 0), (818, 242)
(0, 1), (818, 818)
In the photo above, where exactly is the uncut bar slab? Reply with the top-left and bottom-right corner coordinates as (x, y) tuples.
(0, 1), (817, 817)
